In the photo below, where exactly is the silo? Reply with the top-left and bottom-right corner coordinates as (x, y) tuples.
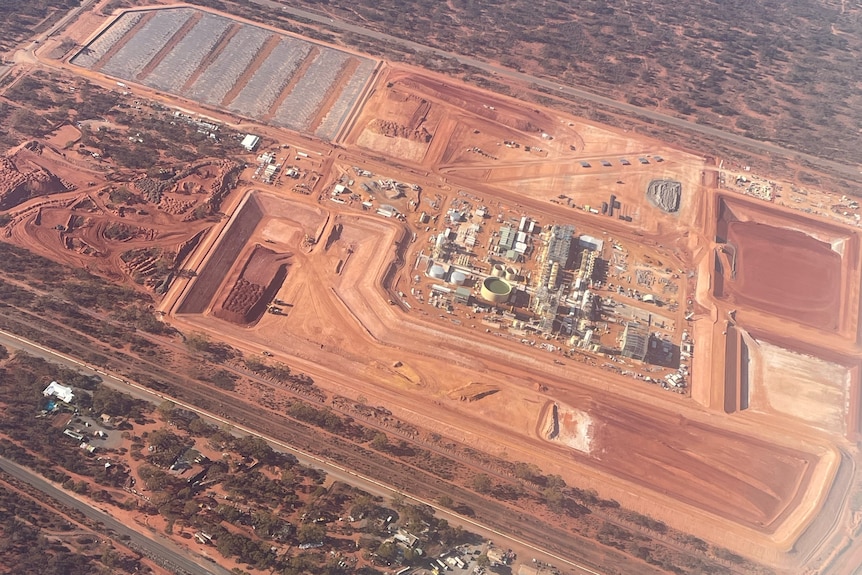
(480, 277), (512, 304)
(450, 270), (467, 285)
(505, 267), (519, 281)
(429, 264), (446, 279)
(492, 264), (506, 277)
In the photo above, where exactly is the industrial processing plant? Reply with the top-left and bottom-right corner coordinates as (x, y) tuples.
(4, 4), (860, 574)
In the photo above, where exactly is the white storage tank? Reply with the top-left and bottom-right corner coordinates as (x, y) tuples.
(450, 270), (467, 285)
(429, 264), (446, 279)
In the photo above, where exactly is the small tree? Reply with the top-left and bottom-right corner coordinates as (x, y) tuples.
(542, 487), (564, 512)
(370, 433), (389, 452)
(350, 495), (377, 519)
(156, 400), (175, 421)
(188, 417), (214, 437)
(92, 386), (135, 417)
(472, 474), (492, 494)
(376, 541), (397, 561)
(296, 523), (326, 544)
(210, 370), (236, 391)
(185, 332), (210, 354)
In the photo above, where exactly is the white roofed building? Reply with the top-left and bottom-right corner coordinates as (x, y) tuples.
(579, 234), (604, 252)
(43, 381), (74, 403)
(241, 134), (260, 151)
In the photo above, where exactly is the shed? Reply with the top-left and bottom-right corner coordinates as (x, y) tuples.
(499, 226), (516, 250)
(377, 204), (397, 218)
(241, 134), (260, 151)
(454, 287), (471, 303)
(579, 234), (604, 252)
(487, 549), (506, 565)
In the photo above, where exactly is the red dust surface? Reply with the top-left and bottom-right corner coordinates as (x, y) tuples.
(722, 221), (842, 330)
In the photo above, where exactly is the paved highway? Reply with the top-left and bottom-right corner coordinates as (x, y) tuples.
(258, 0), (860, 179)
(0, 456), (232, 575)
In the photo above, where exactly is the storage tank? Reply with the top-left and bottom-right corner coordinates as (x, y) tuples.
(480, 277), (512, 304)
(429, 264), (446, 279)
(491, 263), (506, 277)
(505, 267), (519, 281)
(450, 270), (467, 285)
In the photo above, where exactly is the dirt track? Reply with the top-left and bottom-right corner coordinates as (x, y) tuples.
(168, 186), (835, 563)
(142, 59), (860, 563)
(7, 7), (862, 570)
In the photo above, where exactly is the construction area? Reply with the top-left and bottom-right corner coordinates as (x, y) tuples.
(155, 62), (857, 566)
(0, 4), (860, 574)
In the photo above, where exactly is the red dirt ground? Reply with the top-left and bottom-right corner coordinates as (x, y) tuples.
(720, 221), (843, 330)
(213, 244), (291, 324)
(14, 8), (862, 567)
(172, 189), (825, 540)
(712, 194), (860, 335)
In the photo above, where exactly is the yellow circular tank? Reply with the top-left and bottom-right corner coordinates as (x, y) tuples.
(480, 277), (512, 304)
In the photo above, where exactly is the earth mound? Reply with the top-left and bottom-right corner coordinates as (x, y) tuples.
(0, 146), (76, 209)
(213, 245), (291, 325)
(447, 382), (500, 402)
(646, 179), (682, 212)
(540, 402), (593, 454)
(368, 119), (432, 143)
